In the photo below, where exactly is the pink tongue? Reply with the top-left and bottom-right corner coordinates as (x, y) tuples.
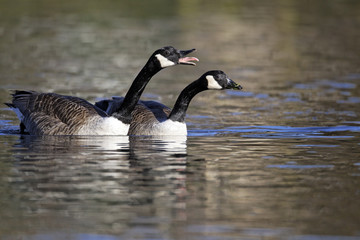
(179, 57), (199, 63)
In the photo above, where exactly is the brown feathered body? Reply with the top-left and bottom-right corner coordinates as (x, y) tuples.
(6, 91), (127, 135)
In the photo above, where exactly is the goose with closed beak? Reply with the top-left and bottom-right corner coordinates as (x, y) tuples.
(5, 46), (199, 135)
(96, 70), (242, 135)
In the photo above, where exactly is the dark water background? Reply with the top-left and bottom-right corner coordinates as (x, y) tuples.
(0, 0), (360, 239)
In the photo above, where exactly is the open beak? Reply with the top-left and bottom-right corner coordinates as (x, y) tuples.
(179, 48), (199, 66)
(226, 78), (243, 90)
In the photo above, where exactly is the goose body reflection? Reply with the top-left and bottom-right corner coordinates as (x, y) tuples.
(9, 134), (188, 215)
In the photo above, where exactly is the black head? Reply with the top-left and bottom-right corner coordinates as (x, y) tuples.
(200, 70), (242, 90)
(153, 46), (199, 69)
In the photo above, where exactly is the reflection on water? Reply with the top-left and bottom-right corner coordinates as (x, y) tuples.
(0, 128), (360, 239)
(0, 135), (188, 238)
(1, 0), (360, 239)
(190, 125), (360, 138)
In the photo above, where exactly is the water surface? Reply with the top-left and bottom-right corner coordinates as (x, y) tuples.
(1, 0), (360, 239)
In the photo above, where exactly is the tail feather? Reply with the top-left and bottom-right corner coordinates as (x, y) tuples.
(10, 90), (37, 113)
(5, 96), (25, 132)
(4, 102), (15, 108)
(6, 91), (40, 134)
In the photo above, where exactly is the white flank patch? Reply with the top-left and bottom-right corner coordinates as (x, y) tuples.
(155, 54), (176, 68)
(77, 116), (129, 135)
(206, 75), (222, 90)
(152, 120), (187, 136)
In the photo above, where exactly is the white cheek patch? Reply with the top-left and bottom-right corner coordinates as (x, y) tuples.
(206, 75), (223, 90)
(155, 54), (176, 68)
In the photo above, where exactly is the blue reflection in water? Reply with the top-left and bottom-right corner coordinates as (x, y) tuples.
(189, 125), (360, 138)
(337, 97), (360, 104)
(295, 144), (339, 147)
(289, 235), (360, 240)
(266, 164), (334, 169)
(294, 80), (356, 90)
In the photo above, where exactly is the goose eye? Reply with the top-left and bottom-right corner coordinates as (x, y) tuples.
(163, 50), (170, 57)
(219, 74), (226, 81)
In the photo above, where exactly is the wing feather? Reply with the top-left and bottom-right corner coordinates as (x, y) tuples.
(9, 90), (107, 135)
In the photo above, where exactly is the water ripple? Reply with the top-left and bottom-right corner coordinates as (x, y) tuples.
(189, 125), (360, 138)
(266, 164), (334, 169)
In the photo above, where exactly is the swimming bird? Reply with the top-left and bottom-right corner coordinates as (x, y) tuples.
(96, 70), (242, 135)
(5, 46), (199, 135)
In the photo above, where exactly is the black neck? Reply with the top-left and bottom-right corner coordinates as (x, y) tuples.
(113, 58), (160, 124)
(168, 79), (207, 122)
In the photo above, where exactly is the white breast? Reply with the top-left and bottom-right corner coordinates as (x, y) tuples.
(77, 116), (129, 135)
(148, 120), (187, 135)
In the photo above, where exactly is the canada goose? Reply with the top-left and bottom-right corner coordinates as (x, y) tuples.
(96, 70), (242, 135)
(5, 46), (199, 135)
